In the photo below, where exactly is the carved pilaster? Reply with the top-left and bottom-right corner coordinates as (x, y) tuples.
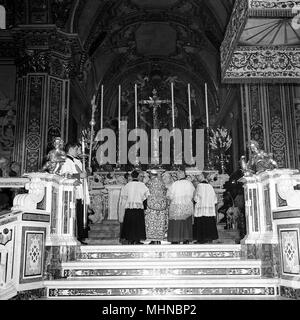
(12, 26), (82, 173)
(240, 83), (298, 168)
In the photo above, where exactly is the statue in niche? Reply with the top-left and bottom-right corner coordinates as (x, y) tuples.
(41, 137), (66, 174)
(240, 140), (278, 176)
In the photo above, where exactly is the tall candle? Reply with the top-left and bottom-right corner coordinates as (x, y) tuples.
(205, 83), (209, 128)
(100, 85), (104, 129)
(171, 82), (175, 128)
(188, 83), (192, 128)
(82, 137), (85, 155)
(135, 83), (138, 128)
(118, 85), (121, 130)
(118, 85), (121, 164)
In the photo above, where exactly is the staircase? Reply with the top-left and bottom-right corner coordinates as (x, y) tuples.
(44, 244), (279, 299)
(87, 220), (120, 245)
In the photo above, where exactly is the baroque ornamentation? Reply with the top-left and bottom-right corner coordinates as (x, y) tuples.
(220, 0), (249, 77)
(249, 0), (300, 10)
(12, 175), (46, 211)
(224, 46), (300, 82)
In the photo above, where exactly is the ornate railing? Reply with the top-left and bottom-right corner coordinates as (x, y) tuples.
(240, 168), (300, 296)
(0, 173), (78, 299)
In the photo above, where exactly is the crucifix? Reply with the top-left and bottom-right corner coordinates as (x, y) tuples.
(139, 89), (171, 165)
(139, 89), (171, 129)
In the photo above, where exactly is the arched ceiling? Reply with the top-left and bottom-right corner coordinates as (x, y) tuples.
(72, 0), (235, 124)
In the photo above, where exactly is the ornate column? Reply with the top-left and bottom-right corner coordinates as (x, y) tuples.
(12, 26), (81, 173)
(240, 84), (298, 169)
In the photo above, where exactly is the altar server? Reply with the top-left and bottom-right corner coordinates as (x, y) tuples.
(193, 179), (218, 243)
(60, 142), (90, 244)
(120, 170), (150, 244)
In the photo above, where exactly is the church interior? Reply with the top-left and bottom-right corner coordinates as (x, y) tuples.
(1, 0), (300, 300)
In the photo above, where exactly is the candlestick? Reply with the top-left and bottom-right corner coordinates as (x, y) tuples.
(188, 83), (192, 128)
(118, 85), (121, 165)
(135, 83), (138, 128)
(118, 85), (121, 130)
(171, 82), (175, 128)
(205, 83), (209, 128)
(82, 137), (85, 155)
(100, 85), (104, 129)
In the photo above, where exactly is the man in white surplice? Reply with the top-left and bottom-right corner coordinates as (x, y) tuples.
(60, 142), (90, 244)
(193, 179), (218, 243)
(167, 170), (195, 244)
(120, 170), (150, 244)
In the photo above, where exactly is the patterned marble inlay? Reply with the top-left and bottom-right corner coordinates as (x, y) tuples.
(78, 250), (241, 260)
(280, 285), (300, 300)
(24, 232), (44, 277)
(63, 267), (261, 278)
(280, 230), (300, 274)
(48, 286), (276, 297)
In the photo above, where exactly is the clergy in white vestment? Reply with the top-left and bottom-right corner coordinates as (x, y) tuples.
(60, 142), (90, 244)
(193, 179), (218, 243)
(120, 170), (150, 244)
(167, 170), (195, 244)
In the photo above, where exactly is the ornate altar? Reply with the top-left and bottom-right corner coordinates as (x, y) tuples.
(88, 169), (229, 223)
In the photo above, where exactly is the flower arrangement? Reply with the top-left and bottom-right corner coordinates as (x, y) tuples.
(209, 127), (232, 153)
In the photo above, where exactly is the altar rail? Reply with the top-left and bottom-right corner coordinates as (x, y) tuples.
(1, 170), (300, 299)
(0, 173), (78, 299)
(240, 169), (300, 298)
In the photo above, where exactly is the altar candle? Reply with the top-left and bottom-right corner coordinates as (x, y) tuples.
(100, 84), (104, 129)
(171, 82), (175, 128)
(82, 137), (85, 155)
(118, 85), (121, 130)
(135, 83), (138, 128)
(205, 83), (209, 128)
(188, 83), (192, 128)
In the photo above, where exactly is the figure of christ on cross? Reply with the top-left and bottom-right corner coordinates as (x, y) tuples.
(139, 89), (171, 165)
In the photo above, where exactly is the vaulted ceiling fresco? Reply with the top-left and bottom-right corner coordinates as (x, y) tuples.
(71, 0), (236, 127)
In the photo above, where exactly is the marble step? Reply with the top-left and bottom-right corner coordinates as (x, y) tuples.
(89, 224), (120, 231)
(77, 244), (242, 260)
(45, 278), (279, 299)
(61, 259), (262, 279)
(88, 231), (120, 239)
(85, 239), (121, 245)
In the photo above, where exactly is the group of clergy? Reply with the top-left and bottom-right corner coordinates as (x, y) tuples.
(119, 169), (218, 245)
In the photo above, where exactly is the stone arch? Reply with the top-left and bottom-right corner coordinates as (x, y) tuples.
(0, 5), (5, 29)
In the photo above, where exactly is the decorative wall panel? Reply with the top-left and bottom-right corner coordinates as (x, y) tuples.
(47, 77), (63, 152)
(24, 74), (46, 172)
(240, 84), (297, 168)
(280, 229), (300, 275)
(278, 224), (300, 280)
(19, 226), (46, 284)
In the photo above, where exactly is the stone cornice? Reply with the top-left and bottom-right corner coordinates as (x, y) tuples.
(12, 25), (83, 56)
